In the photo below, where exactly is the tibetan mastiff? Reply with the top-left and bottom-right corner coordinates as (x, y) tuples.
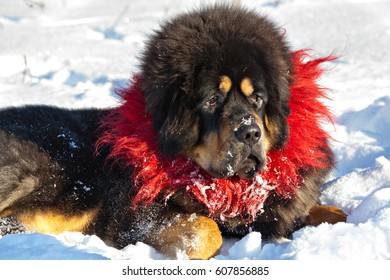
(0, 5), (345, 259)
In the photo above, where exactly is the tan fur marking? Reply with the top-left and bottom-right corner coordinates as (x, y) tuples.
(219, 75), (232, 94)
(252, 113), (270, 151)
(264, 114), (279, 149)
(305, 205), (347, 226)
(189, 117), (233, 172)
(240, 77), (254, 97)
(190, 132), (219, 172)
(264, 114), (270, 128)
(17, 208), (99, 234)
(0, 209), (14, 218)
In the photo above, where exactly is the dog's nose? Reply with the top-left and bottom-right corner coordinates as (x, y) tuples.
(235, 122), (261, 146)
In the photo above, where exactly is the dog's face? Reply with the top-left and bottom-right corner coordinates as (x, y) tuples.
(140, 6), (292, 180)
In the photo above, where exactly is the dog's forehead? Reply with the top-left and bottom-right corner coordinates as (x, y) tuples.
(218, 74), (265, 97)
(218, 75), (257, 97)
(214, 54), (265, 96)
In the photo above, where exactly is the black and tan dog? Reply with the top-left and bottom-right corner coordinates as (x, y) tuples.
(0, 5), (346, 259)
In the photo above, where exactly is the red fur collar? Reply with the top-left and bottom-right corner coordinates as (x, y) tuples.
(97, 50), (334, 220)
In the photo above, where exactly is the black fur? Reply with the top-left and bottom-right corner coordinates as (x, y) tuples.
(0, 5), (333, 250)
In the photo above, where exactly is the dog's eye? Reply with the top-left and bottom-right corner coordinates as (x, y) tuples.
(207, 96), (219, 107)
(249, 94), (264, 108)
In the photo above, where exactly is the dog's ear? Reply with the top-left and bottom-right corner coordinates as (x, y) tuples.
(145, 85), (198, 158)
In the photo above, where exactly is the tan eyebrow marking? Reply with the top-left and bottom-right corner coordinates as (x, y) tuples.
(219, 75), (232, 94)
(240, 77), (254, 97)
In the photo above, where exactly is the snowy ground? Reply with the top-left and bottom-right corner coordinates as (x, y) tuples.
(0, 0), (390, 260)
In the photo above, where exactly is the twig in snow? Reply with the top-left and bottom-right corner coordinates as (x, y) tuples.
(22, 55), (32, 84)
(23, 0), (46, 11)
(110, 5), (129, 30)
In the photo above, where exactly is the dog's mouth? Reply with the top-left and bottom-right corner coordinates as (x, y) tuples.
(198, 153), (264, 180)
(236, 154), (264, 180)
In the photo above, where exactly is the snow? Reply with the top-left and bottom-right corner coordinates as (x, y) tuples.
(1, 0), (390, 260)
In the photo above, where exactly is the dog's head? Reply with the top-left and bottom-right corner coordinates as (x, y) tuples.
(140, 6), (292, 180)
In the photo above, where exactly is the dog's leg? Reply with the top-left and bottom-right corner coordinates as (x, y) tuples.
(0, 131), (58, 215)
(304, 205), (347, 226)
(107, 203), (223, 260)
(0, 130), (101, 234)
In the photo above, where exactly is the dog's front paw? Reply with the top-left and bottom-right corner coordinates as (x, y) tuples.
(155, 214), (222, 260)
